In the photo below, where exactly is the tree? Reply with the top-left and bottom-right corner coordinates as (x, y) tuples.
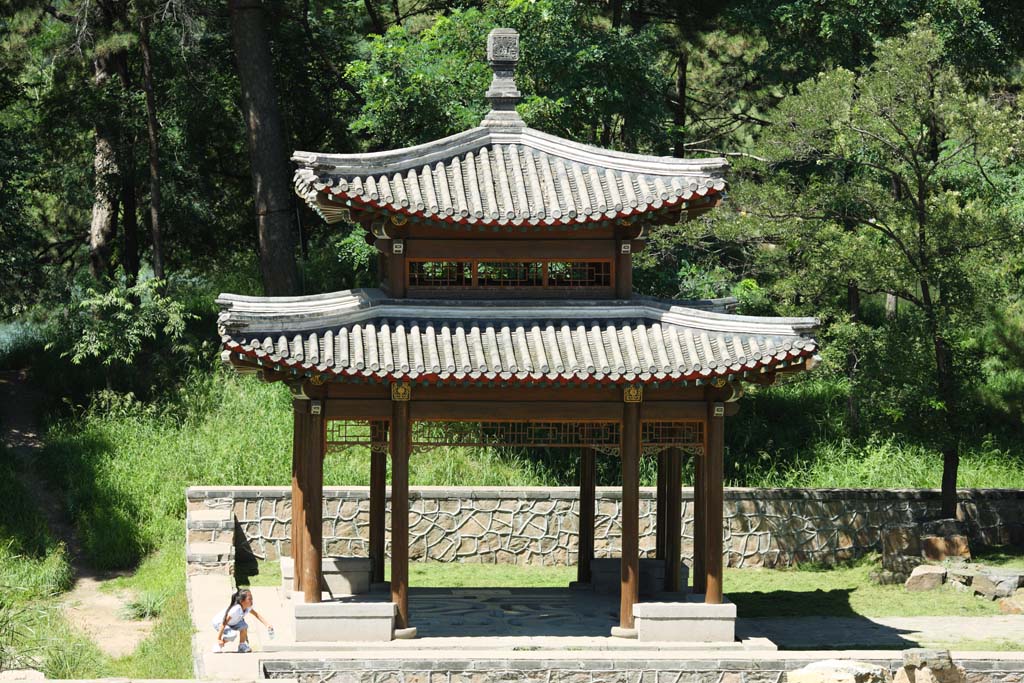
(346, 0), (671, 152)
(228, 0), (301, 296)
(715, 27), (1023, 516)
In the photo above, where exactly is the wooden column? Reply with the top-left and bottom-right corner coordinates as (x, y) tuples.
(577, 446), (596, 584)
(390, 396), (411, 629)
(369, 421), (387, 584)
(655, 452), (668, 560)
(299, 400), (325, 603)
(291, 400), (306, 593)
(692, 443), (706, 594)
(620, 400), (641, 629)
(615, 242), (632, 299)
(665, 446), (683, 592)
(704, 402), (725, 604)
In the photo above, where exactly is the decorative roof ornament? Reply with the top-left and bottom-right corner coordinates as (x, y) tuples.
(481, 28), (524, 129)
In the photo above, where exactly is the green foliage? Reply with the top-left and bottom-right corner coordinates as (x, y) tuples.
(975, 300), (1024, 426)
(55, 274), (191, 368)
(348, 0), (670, 151)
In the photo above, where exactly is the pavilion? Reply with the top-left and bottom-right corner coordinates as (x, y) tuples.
(216, 28), (818, 642)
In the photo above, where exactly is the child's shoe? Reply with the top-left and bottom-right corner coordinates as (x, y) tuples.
(238, 643), (252, 653)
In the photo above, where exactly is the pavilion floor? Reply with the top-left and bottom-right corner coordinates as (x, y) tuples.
(189, 573), (1024, 682)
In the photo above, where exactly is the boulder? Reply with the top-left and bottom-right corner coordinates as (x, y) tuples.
(893, 649), (966, 683)
(920, 535), (971, 562)
(905, 565), (946, 592)
(972, 573), (1019, 600)
(997, 588), (1024, 614)
(945, 567), (976, 587)
(787, 660), (892, 683)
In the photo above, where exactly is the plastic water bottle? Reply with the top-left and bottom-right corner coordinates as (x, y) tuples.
(267, 627), (275, 640)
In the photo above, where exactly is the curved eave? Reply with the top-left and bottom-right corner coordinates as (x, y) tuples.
(216, 289), (819, 386)
(293, 126), (728, 228)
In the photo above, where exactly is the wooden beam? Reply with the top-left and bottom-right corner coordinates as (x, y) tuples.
(324, 399), (393, 419)
(410, 401), (623, 422)
(326, 383), (707, 402)
(291, 401), (306, 593)
(405, 239), (615, 259)
(299, 402), (325, 603)
(640, 402), (708, 419)
(369, 421), (387, 584)
(665, 447), (683, 592)
(704, 402), (724, 604)
(577, 447), (596, 584)
(620, 401), (640, 629)
(390, 399), (411, 629)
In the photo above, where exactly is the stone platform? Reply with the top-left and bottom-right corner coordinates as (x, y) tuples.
(189, 572), (1024, 682)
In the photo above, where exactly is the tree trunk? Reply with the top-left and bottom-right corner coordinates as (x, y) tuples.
(363, 0), (386, 35)
(610, 0), (622, 28)
(922, 281), (960, 518)
(89, 52), (124, 281)
(846, 281), (860, 435)
(672, 48), (688, 158)
(229, 0), (301, 296)
(139, 19), (166, 281)
(886, 293), (898, 319)
(122, 172), (139, 285)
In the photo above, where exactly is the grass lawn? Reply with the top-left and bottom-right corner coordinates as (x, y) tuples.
(367, 553), (1014, 618)
(724, 561), (1000, 618)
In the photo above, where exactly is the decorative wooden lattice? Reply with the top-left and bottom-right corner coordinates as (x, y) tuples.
(325, 420), (388, 452)
(411, 421), (621, 449)
(327, 418), (705, 455)
(407, 260), (472, 287)
(407, 259), (614, 291)
(641, 420), (705, 456)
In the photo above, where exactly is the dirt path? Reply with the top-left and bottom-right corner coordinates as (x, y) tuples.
(0, 370), (150, 659)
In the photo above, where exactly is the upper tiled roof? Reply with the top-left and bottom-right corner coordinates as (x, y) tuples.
(217, 289), (817, 385)
(293, 128), (727, 228)
(292, 28), (727, 230)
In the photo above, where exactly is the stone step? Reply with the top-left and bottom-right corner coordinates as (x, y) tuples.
(187, 508), (234, 530)
(186, 541), (235, 576)
(187, 541), (235, 565)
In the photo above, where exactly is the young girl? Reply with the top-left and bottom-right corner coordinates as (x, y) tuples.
(211, 588), (274, 653)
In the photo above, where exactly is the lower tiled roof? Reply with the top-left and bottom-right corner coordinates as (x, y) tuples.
(216, 289), (818, 385)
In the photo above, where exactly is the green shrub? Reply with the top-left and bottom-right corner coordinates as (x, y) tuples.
(120, 591), (168, 620)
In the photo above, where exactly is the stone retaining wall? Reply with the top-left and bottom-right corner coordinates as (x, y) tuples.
(185, 486), (1024, 568)
(261, 656), (1024, 683)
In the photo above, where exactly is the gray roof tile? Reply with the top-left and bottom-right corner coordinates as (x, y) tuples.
(217, 289), (818, 385)
(293, 127), (727, 228)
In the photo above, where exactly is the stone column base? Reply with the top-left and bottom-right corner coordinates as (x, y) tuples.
(633, 595), (736, 642)
(293, 601), (396, 642)
(282, 556), (373, 597)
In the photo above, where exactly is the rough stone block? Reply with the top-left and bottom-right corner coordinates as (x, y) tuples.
(787, 660), (892, 683)
(921, 536), (971, 562)
(998, 589), (1024, 614)
(894, 649), (966, 683)
(905, 565), (946, 592)
(293, 600), (395, 641)
(973, 573), (1020, 600)
(633, 595), (735, 642)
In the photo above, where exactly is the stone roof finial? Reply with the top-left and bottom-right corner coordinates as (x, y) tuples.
(482, 28), (524, 129)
